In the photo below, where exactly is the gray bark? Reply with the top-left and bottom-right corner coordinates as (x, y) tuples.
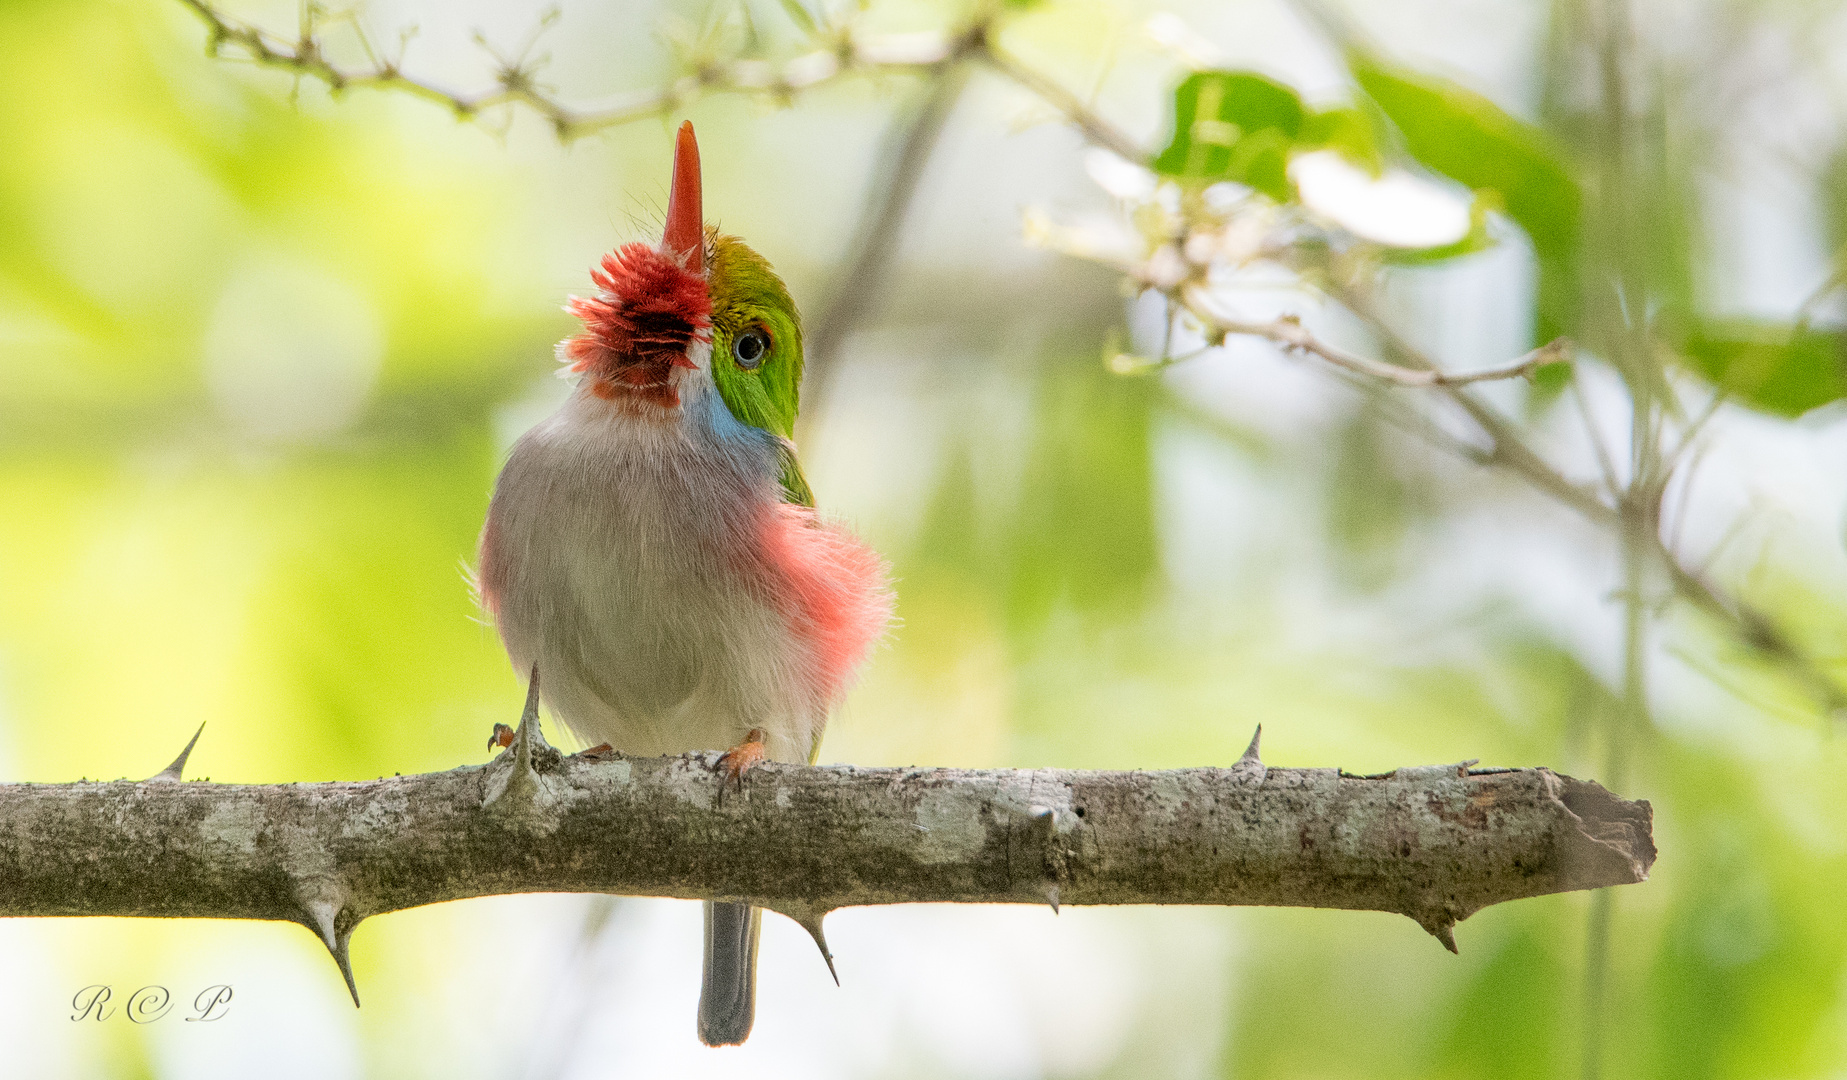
(0, 691), (1654, 1003)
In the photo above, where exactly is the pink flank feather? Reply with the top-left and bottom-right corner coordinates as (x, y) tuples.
(755, 503), (893, 714)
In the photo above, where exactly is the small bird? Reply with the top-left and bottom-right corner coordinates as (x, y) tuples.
(477, 121), (892, 1045)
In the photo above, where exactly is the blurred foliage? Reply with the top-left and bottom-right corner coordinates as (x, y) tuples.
(1148, 44), (1847, 419)
(1298, 106), (1387, 174)
(1681, 322), (1847, 418)
(1153, 71), (1306, 200)
(1349, 51), (1582, 266)
(1005, 355), (1160, 635)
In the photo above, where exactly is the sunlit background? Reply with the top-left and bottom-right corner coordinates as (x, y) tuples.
(4, 0), (1847, 1076)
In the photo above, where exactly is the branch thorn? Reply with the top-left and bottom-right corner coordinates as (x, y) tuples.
(1229, 724), (1265, 788)
(145, 723), (205, 783)
(1433, 922), (1458, 954)
(773, 903), (839, 986)
(305, 900), (361, 1007)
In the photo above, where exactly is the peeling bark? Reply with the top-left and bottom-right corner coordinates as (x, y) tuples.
(0, 696), (1653, 1001)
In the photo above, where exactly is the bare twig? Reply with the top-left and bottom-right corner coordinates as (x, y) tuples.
(1658, 542), (1847, 715)
(1200, 311), (1567, 388)
(1331, 284), (1620, 524)
(976, 39), (1146, 162)
(170, 0), (1142, 164)
(173, 0), (955, 141)
(1569, 374), (1624, 500)
(1323, 284), (1844, 715)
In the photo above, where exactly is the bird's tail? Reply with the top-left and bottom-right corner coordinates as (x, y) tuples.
(699, 901), (761, 1046)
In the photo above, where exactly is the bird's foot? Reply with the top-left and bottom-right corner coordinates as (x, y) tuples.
(578, 743), (618, 762)
(487, 723), (515, 752)
(715, 728), (769, 793)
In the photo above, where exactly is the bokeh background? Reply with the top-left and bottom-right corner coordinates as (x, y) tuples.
(4, 0), (1847, 1076)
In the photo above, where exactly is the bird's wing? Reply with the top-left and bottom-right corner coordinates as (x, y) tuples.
(776, 440), (814, 508)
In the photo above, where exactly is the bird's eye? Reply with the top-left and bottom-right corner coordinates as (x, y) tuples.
(732, 328), (768, 370)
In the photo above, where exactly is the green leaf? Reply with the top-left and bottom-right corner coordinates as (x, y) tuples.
(1153, 71), (1306, 201)
(1349, 52), (1580, 263)
(1682, 322), (1847, 418)
(1298, 107), (1384, 175)
(1531, 359), (1573, 395)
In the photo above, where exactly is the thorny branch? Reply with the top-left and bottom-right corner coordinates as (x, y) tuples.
(0, 687), (1654, 1007)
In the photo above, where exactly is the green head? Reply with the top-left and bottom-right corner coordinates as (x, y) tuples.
(707, 229), (804, 446)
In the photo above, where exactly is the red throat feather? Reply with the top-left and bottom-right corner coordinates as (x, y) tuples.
(561, 121), (711, 406)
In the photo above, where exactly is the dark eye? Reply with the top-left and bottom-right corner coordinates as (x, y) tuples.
(732, 328), (768, 370)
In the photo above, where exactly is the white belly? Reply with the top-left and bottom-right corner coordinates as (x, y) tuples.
(479, 391), (820, 763)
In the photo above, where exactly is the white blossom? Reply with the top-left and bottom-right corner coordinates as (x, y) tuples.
(1290, 150), (1473, 248)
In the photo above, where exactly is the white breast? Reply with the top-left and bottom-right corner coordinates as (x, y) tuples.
(479, 379), (822, 763)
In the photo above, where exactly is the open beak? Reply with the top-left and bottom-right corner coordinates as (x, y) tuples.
(662, 121), (704, 276)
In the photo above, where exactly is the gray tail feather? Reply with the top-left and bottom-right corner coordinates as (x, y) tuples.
(699, 901), (761, 1046)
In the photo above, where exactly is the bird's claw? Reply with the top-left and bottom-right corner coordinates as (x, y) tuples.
(716, 728), (769, 793)
(487, 723), (515, 753)
(578, 743), (618, 761)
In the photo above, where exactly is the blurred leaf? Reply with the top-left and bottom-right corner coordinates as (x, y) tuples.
(1682, 322), (1847, 417)
(774, 0), (818, 36)
(1153, 71), (1306, 201)
(1350, 52), (1581, 263)
(1523, 358), (1575, 415)
(1531, 360), (1573, 394)
(1298, 106), (1385, 175)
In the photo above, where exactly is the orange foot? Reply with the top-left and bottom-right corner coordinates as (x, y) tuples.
(578, 743), (617, 761)
(487, 723), (515, 752)
(716, 728), (769, 793)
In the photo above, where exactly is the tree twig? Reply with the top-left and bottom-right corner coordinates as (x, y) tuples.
(1329, 284), (1620, 524)
(1332, 287), (1846, 716)
(974, 38), (1146, 162)
(172, 0), (956, 141)
(1200, 311), (1568, 388)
